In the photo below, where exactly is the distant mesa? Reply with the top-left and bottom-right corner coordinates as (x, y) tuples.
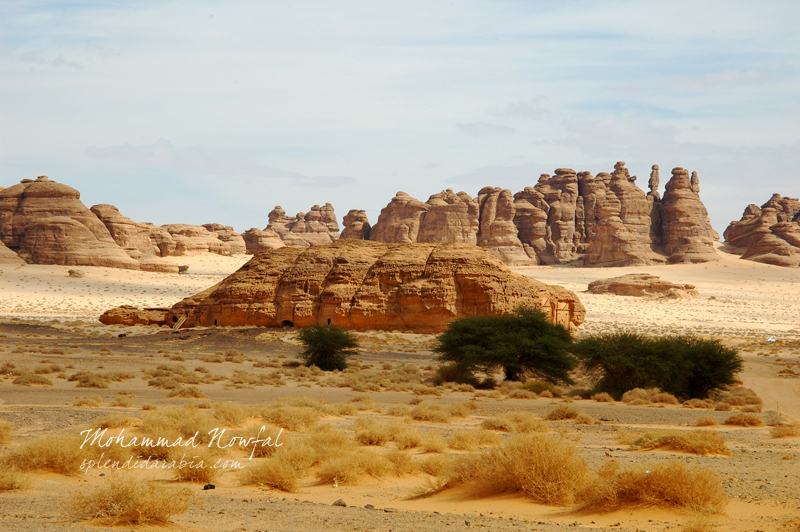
(724, 193), (800, 268)
(587, 273), (700, 299)
(160, 239), (586, 333)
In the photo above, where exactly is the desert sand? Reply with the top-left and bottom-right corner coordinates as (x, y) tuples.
(0, 245), (799, 532)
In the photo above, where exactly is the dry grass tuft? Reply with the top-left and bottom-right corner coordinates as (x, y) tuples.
(456, 433), (589, 505)
(621, 388), (679, 405)
(167, 386), (206, 399)
(409, 403), (452, 423)
(624, 430), (730, 455)
(315, 451), (392, 486)
(681, 514), (718, 532)
(67, 476), (196, 524)
(770, 424), (800, 438)
(574, 413), (597, 425)
(1, 435), (87, 475)
(545, 405), (580, 420)
(694, 416), (719, 427)
(420, 433), (448, 453)
(12, 374), (53, 386)
(213, 402), (251, 426)
(482, 411), (548, 433)
(0, 419), (13, 444)
(73, 396), (103, 407)
(109, 396), (133, 408)
(591, 392), (614, 403)
(577, 459), (727, 513)
(0, 467), (30, 491)
(723, 413), (763, 427)
(239, 456), (301, 492)
(259, 405), (322, 432)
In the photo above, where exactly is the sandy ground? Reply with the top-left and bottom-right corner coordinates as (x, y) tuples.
(1, 246), (799, 532)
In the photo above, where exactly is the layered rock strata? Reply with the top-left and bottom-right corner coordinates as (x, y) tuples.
(340, 209), (372, 240)
(587, 273), (700, 299)
(724, 194), (800, 267)
(162, 240), (586, 333)
(264, 204), (340, 247)
(368, 162), (718, 266)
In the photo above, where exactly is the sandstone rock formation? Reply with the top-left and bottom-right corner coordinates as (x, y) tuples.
(659, 168), (719, 263)
(340, 209), (372, 240)
(724, 194), (800, 267)
(90, 204), (155, 258)
(163, 240), (586, 333)
(202, 223), (247, 254)
(264, 204), (340, 248)
(161, 224), (233, 255)
(99, 305), (169, 326)
(0, 240), (23, 264)
(587, 273), (700, 299)
(67, 269), (85, 278)
(366, 162), (718, 266)
(242, 228), (286, 254)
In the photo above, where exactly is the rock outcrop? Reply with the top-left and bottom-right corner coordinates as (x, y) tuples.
(242, 228), (286, 254)
(340, 210), (371, 240)
(0, 240), (23, 264)
(264, 204), (340, 248)
(202, 224), (247, 254)
(90, 204), (155, 258)
(659, 168), (719, 263)
(161, 224), (233, 255)
(99, 305), (169, 326)
(587, 273), (700, 299)
(366, 163), (718, 266)
(163, 240), (586, 333)
(724, 194), (800, 267)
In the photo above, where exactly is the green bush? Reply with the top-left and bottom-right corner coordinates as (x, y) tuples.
(434, 307), (576, 384)
(297, 324), (358, 371)
(573, 333), (742, 400)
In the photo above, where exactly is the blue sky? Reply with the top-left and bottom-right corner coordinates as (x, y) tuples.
(1, 0), (798, 234)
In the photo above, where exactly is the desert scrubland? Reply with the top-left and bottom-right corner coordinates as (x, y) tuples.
(0, 244), (799, 532)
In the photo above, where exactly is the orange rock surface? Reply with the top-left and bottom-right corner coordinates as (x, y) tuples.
(165, 240), (585, 333)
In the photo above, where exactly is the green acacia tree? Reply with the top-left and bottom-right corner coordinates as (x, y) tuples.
(573, 333), (743, 400)
(297, 324), (359, 371)
(433, 307), (576, 384)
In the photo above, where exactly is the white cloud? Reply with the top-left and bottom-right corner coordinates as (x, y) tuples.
(490, 99), (549, 120)
(456, 122), (517, 137)
(16, 50), (82, 69)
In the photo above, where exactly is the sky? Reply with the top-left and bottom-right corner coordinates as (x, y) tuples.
(1, 1), (799, 236)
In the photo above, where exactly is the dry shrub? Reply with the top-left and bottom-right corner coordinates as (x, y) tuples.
(239, 457), (301, 492)
(260, 406), (321, 431)
(140, 404), (218, 445)
(621, 388), (679, 405)
(333, 403), (356, 416)
(591, 392), (614, 403)
(723, 413), (763, 427)
(456, 433), (589, 505)
(2, 435), (86, 475)
(508, 389), (537, 399)
(168, 448), (220, 483)
(446, 429), (500, 450)
(315, 450), (391, 485)
(482, 411), (548, 433)
(67, 476), (196, 525)
(354, 419), (422, 449)
(74, 396), (103, 407)
(520, 380), (556, 395)
(12, 374), (53, 386)
(770, 424), (800, 438)
(713, 402), (732, 412)
(0, 467), (30, 491)
(410, 403), (451, 423)
(545, 405), (580, 420)
(626, 430), (730, 455)
(578, 459), (727, 513)
(574, 414), (597, 425)
(694, 416), (718, 427)
(681, 514), (718, 532)
(385, 450), (417, 475)
(305, 424), (351, 457)
(232, 424), (284, 458)
(109, 396), (133, 408)
(683, 399), (714, 409)
(420, 433), (448, 453)
(213, 402), (251, 427)
(410, 384), (442, 396)
(141, 404), (157, 411)
(0, 419), (13, 444)
(168, 386), (206, 399)
(740, 405), (762, 413)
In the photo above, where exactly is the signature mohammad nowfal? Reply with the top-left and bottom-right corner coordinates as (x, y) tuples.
(77, 426), (283, 473)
